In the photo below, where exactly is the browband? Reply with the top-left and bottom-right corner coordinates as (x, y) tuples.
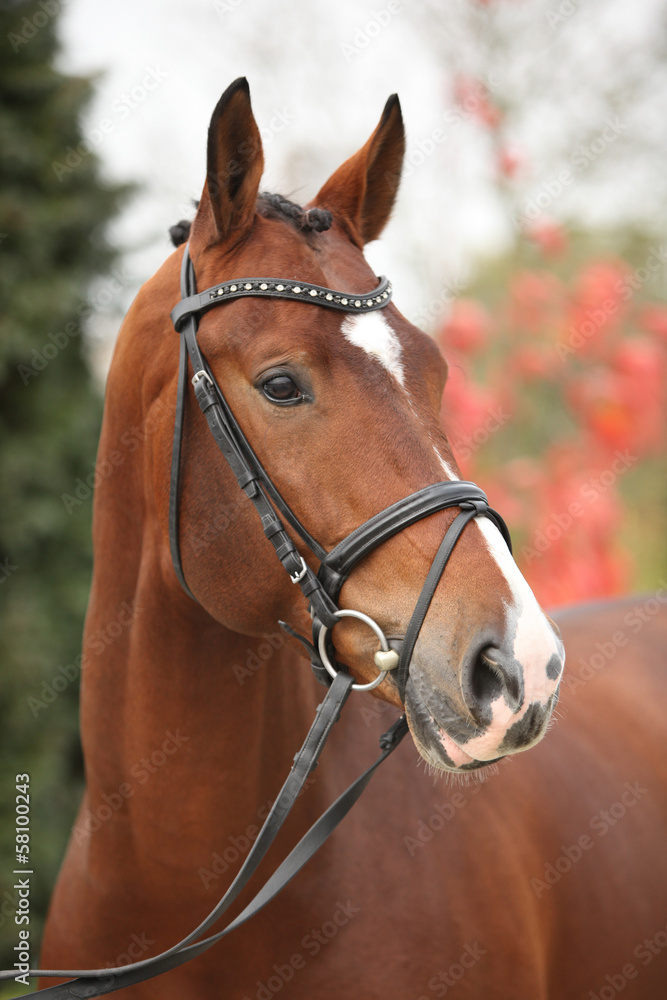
(171, 274), (392, 332)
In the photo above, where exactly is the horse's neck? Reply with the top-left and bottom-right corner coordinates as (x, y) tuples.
(78, 380), (324, 862)
(80, 547), (325, 860)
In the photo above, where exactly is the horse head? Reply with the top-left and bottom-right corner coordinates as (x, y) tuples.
(147, 78), (564, 773)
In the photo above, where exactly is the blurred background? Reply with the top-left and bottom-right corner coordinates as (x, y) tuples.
(1, 0), (666, 985)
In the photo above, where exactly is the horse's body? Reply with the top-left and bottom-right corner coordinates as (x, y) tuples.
(39, 81), (667, 998)
(41, 593), (667, 998)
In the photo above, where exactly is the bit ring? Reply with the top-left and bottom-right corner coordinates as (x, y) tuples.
(317, 609), (395, 692)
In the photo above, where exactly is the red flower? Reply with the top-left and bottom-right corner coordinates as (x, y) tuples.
(440, 365), (506, 474)
(567, 348), (665, 456)
(526, 220), (567, 257)
(638, 305), (667, 342)
(509, 270), (563, 335)
(440, 299), (492, 354)
(574, 259), (629, 314)
(510, 345), (553, 380)
(452, 75), (502, 129)
(497, 147), (523, 179)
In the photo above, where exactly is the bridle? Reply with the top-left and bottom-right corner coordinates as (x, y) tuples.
(3, 246), (512, 1000)
(169, 245), (511, 699)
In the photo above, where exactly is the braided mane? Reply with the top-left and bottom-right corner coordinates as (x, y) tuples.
(257, 193), (332, 233)
(169, 193), (332, 247)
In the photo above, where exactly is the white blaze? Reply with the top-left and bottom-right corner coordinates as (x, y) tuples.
(341, 312), (405, 385)
(452, 516), (564, 760)
(433, 447), (459, 482)
(341, 313), (462, 480)
(340, 307), (563, 763)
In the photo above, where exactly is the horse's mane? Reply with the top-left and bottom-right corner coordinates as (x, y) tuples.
(168, 193), (332, 248)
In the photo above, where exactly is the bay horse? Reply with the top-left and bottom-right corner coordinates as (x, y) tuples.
(36, 79), (666, 998)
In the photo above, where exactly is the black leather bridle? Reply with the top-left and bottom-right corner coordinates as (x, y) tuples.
(169, 245), (511, 699)
(2, 247), (512, 1000)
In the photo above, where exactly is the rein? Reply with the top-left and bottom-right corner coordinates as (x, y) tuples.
(1, 247), (511, 998)
(1, 675), (407, 998)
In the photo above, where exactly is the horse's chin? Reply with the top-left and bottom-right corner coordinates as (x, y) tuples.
(406, 706), (503, 773)
(404, 680), (505, 774)
(404, 675), (557, 774)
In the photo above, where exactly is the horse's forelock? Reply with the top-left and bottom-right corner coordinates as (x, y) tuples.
(169, 192), (332, 248)
(258, 192), (332, 233)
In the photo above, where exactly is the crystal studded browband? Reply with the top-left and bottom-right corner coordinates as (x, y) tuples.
(170, 273), (393, 332)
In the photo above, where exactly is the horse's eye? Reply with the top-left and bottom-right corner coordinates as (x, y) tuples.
(262, 374), (302, 403)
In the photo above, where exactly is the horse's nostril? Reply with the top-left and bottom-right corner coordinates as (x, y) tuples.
(470, 647), (504, 707)
(466, 644), (524, 720)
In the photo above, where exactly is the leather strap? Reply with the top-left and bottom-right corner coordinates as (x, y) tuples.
(185, 335), (338, 627)
(395, 506), (480, 698)
(1, 678), (407, 999)
(168, 249), (198, 601)
(168, 248), (334, 624)
(171, 274), (392, 332)
(317, 481), (510, 600)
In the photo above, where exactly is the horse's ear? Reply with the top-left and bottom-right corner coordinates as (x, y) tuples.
(314, 95), (405, 246)
(193, 77), (264, 248)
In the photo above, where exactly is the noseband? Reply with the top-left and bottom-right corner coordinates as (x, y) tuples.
(169, 246), (511, 699)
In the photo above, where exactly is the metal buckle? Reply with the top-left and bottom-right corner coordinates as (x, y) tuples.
(289, 555), (309, 584)
(317, 609), (399, 692)
(191, 370), (214, 388)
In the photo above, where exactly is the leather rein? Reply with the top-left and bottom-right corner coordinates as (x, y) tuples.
(1, 247), (511, 999)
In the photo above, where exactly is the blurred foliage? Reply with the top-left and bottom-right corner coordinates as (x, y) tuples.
(437, 78), (667, 608)
(0, 0), (130, 980)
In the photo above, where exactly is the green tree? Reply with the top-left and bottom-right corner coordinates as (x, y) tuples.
(0, 1), (130, 981)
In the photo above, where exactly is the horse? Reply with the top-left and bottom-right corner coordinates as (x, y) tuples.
(37, 79), (666, 999)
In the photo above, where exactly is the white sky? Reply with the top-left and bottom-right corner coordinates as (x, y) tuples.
(53, 0), (666, 369)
